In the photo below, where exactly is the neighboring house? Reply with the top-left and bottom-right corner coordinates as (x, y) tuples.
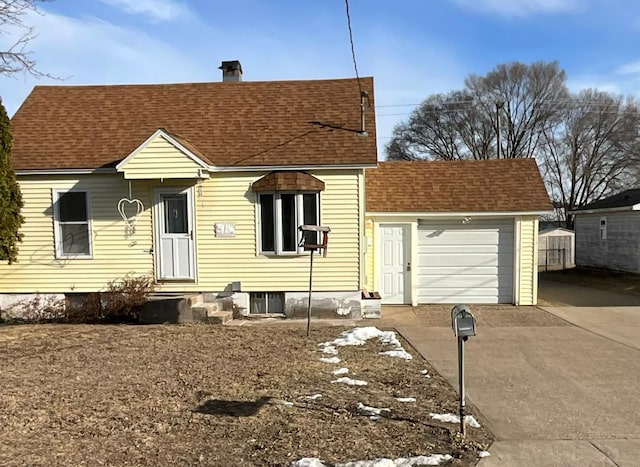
(538, 227), (575, 271)
(364, 159), (553, 305)
(0, 62), (377, 318)
(571, 189), (640, 273)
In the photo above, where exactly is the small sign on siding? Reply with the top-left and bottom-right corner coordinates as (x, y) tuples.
(214, 223), (236, 237)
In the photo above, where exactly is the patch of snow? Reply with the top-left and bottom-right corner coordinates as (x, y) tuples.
(292, 454), (453, 467)
(331, 377), (367, 386)
(332, 367), (350, 375)
(357, 402), (391, 417)
(323, 326), (402, 348)
(396, 397), (416, 403)
(478, 451), (491, 458)
(320, 344), (338, 355)
(429, 413), (481, 428)
(319, 356), (341, 364)
(305, 394), (323, 400)
(281, 401), (294, 407)
(292, 458), (327, 467)
(379, 349), (412, 360)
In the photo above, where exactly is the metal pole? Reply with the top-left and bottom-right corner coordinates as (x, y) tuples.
(458, 337), (466, 437)
(496, 101), (503, 159)
(306, 249), (314, 337)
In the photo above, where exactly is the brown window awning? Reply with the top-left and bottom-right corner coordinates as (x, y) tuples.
(252, 171), (325, 192)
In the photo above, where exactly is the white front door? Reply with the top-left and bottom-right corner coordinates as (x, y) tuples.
(379, 225), (409, 304)
(154, 187), (196, 280)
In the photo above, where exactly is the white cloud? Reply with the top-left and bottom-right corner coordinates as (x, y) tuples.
(617, 61), (640, 75)
(99, 0), (192, 22)
(567, 78), (622, 94)
(0, 10), (210, 115)
(452, 0), (580, 17)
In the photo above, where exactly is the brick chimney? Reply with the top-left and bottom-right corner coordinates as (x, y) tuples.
(219, 60), (242, 82)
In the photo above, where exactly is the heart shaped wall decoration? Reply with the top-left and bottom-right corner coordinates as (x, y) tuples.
(117, 198), (144, 228)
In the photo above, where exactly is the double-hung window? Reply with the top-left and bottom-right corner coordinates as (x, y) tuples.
(259, 192), (319, 255)
(54, 190), (92, 258)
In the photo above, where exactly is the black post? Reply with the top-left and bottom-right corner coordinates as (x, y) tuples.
(458, 336), (466, 437)
(306, 249), (314, 337)
(545, 248), (549, 272)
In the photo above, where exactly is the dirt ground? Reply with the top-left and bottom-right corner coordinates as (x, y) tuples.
(382, 305), (570, 328)
(540, 267), (640, 296)
(0, 324), (492, 466)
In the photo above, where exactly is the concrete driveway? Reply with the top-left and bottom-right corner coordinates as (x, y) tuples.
(381, 301), (640, 466)
(540, 279), (640, 350)
(539, 279), (640, 307)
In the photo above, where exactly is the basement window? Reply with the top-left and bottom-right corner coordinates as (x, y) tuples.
(250, 292), (284, 314)
(600, 217), (607, 240)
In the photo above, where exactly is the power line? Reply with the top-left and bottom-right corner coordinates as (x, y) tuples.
(344, 0), (362, 96)
(375, 99), (637, 109)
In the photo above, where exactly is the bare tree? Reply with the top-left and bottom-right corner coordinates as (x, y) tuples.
(386, 61), (569, 160)
(387, 91), (495, 160)
(539, 90), (640, 226)
(466, 61), (569, 158)
(1, 0), (51, 77)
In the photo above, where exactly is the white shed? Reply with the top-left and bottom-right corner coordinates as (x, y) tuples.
(538, 227), (575, 270)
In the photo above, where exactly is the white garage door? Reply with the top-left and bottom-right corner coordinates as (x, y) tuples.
(417, 219), (514, 304)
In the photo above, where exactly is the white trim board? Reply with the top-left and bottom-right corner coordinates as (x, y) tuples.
(569, 205), (640, 215)
(18, 164), (377, 177)
(368, 211), (552, 217)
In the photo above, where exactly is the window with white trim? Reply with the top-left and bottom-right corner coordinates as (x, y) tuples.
(600, 217), (607, 240)
(54, 190), (92, 258)
(258, 192), (319, 255)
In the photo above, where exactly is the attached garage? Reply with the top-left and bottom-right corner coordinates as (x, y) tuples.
(417, 219), (514, 304)
(365, 159), (553, 306)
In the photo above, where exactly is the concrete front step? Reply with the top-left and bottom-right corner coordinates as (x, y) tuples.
(191, 304), (233, 324)
(140, 294), (227, 324)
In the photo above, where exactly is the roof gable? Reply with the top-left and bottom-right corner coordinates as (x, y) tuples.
(366, 159), (553, 213)
(116, 129), (209, 179)
(11, 77), (377, 171)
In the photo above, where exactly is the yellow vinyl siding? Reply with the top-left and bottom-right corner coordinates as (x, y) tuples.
(0, 170), (363, 293)
(518, 216), (538, 305)
(118, 134), (204, 179)
(0, 175), (154, 292)
(160, 170), (362, 292)
(364, 217), (374, 291)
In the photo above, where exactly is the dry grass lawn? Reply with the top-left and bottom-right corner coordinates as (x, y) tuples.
(0, 324), (492, 466)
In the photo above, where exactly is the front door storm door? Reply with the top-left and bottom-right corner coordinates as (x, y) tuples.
(154, 187), (196, 280)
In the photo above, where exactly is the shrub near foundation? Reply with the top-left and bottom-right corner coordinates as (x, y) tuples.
(65, 275), (155, 323)
(101, 274), (155, 322)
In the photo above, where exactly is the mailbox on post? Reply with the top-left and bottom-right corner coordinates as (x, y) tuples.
(451, 304), (476, 438)
(451, 304), (476, 340)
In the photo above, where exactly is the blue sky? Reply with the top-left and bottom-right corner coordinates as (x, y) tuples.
(3, 0), (640, 158)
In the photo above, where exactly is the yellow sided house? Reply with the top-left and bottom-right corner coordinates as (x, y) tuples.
(0, 62), (377, 319)
(364, 159), (553, 306)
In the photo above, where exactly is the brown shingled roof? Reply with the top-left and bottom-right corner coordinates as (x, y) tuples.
(366, 159), (552, 213)
(10, 77), (376, 170)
